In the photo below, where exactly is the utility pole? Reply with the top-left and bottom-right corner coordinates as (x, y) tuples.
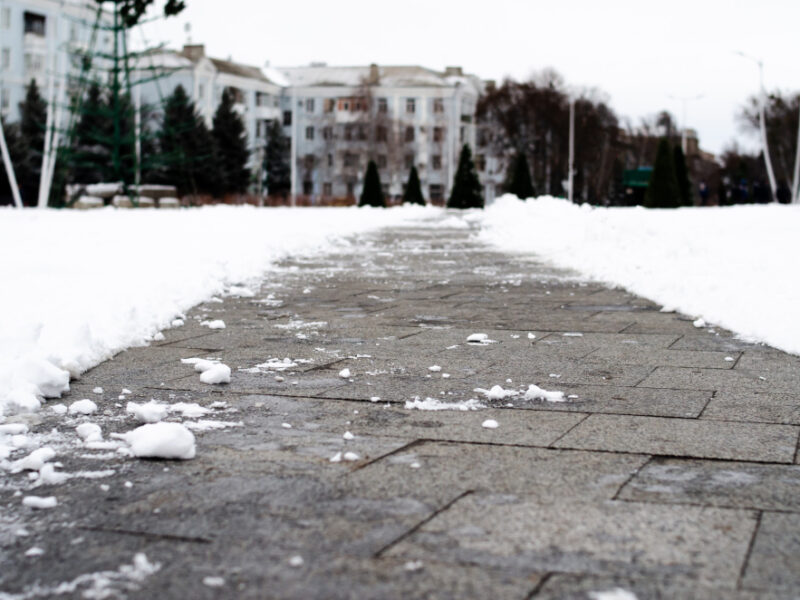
(289, 87), (297, 207)
(0, 119), (23, 208)
(736, 52), (778, 202)
(568, 97), (575, 203)
(792, 101), (800, 204)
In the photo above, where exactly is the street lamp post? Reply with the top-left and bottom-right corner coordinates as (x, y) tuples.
(568, 97), (575, 203)
(736, 51), (778, 202)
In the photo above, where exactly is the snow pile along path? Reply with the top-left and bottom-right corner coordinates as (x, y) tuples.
(0, 205), (432, 416)
(476, 195), (800, 355)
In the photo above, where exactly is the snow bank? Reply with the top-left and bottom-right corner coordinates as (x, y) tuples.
(477, 195), (800, 355)
(0, 205), (432, 416)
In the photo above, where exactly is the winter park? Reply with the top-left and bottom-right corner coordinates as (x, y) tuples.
(2, 1), (800, 599)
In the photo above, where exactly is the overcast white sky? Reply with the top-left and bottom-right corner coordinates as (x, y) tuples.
(140, 0), (800, 155)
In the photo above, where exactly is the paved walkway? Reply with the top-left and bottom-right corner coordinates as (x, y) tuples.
(2, 215), (800, 599)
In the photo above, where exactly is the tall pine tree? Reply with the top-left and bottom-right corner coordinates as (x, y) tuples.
(644, 138), (680, 208)
(359, 160), (385, 207)
(71, 81), (109, 183)
(402, 166), (425, 205)
(447, 144), (483, 209)
(506, 151), (535, 200)
(158, 85), (217, 196)
(212, 88), (250, 194)
(265, 120), (290, 198)
(673, 145), (692, 206)
(18, 80), (47, 205)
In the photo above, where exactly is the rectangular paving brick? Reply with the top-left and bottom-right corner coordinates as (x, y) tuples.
(553, 414), (798, 463)
(637, 366), (800, 394)
(742, 512), (800, 592)
(586, 346), (739, 369)
(701, 390), (800, 425)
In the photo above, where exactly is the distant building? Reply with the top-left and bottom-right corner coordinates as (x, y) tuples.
(0, 0), (112, 120)
(278, 63), (483, 203)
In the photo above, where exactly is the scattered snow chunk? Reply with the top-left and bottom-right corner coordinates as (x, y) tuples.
(329, 452), (343, 463)
(171, 318), (185, 327)
(339, 368), (352, 379)
(203, 576), (226, 587)
(410, 462), (421, 469)
(92, 387), (104, 394)
(281, 423), (292, 429)
(199, 363), (231, 384)
(481, 419), (499, 429)
(68, 399), (98, 415)
(693, 318), (706, 328)
(116, 423), (196, 460)
(405, 397), (485, 411)
(549, 373), (561, 378)
(589, 589), (639, 600)
(467, 333), (495, 345)
(562, 332), (583, 337)
(23, 495), (57, 509)
(228, 285), (255, 297)
(25, 546), (45, 557)
(36, 464), (69, 486)
(370, 396), (381, 402)
(13, 447), (56, 472)
(343, 452), (360, 462)
(403, 560), (424, 571)
(725, 356), (734, 362)
(428, 365), (442, 372)
(51, 404), (67, 415)
(474, 385), (518, 400)
(289, 555), (304, 567)
(527, 333), (536, 339)
(169, 403), (211, 418)
(121, 388), (132, 395)
(343, 431), (355, 440)
(446, 344), (460, 350)
(127, 401), (169, 423)
(524, 384), (566, 403)
(152, 332), (165, 341)
(201, 319), (226, 329)
(76, 423), (103, 443)
(183, 420), (243, 431)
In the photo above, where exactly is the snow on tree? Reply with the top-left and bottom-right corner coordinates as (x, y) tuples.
(447, 144), (483, 209)
(402, 166), (425, 205)
(359, 160), (385, 207)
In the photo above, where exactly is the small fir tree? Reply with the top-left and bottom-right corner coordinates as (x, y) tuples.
(644, 138), (680, 208)
(158, 85), (217, 196)
(17, 79), (47, 205)
(71, 81), (109, 183)
(402, 166), (425, 205)
(212, 88), (251, 194)
(447, 144), (483, 209)
(673, 144), (692, 206)
(506, 151), (535, 200)
(265, 120), (290, 198)
(359, 160), (385, 207)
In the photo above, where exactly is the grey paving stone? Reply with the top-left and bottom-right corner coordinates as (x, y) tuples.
(637, 365), (800, 394)
(387, 496), (757, 585)
(553, 414), (798, 463)
(701, 390), (800, 425)
(618, 457), (800, 511)
(586, 346), (740, 369)
(741, 512), (800, 592)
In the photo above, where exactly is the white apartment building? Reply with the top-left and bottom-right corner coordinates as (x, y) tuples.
(279, 63), (483, 202)
(0, 0), (112, 120)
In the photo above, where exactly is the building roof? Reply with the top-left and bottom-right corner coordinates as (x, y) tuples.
(279, 64), (481, 92)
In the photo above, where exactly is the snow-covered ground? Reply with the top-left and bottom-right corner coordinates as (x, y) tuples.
(0, 205), (430, 417)
(474, 195), (800, 355)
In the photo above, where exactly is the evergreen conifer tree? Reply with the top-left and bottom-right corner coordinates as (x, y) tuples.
(402, 166), (425, 205)
(447, 144), (483, 209)
(159, 85), (217, 196)
(359, 160), (385, 207)
(212, 88), (250, 194)
(644, 138), (681, 208)
(17, 80), (47, 205)
(673, 145), (692, 206)
(506, 152), (535, 200)
(265, 120), (290, 198)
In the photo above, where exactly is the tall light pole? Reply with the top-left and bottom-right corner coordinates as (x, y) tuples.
(667, 93), (704, 154)
(568, 97), (575, 203)
(792, 102), (800, 203)
(736, 51), (777, 202)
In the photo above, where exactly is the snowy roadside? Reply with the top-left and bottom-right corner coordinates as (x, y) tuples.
(0, 204), (433, 418)
(472, 195), (800, 355)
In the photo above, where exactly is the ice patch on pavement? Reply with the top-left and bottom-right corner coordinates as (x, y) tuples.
(404, 397), (485, 411)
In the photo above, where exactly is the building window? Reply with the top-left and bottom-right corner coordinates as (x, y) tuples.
(433, 98), (444, 113)
(406, 98), (415, 113)
(375, 126), (387, 142)
(322, 126), (333, 140)
(346, 181), (355, 197)
(23, 11), (45, 36)
(405, 126), (415, 142)
(24, 52), (43, 72)
(327, 153), (333, 167)
(69, 24), (77, 41)
(377, 155), (387, 169)
(282, 111), (292, 126)
(433, 127), (444, 143)
(475, 154), (486, 171)
(1, 8), (10, 29)
(344, 125), (353, 141)
(198, 83), (205, 99)
(459, 126), (465, 142)
(344, 153), (357, 168)
(377, 98), (387, 113)
(324, 98), (335, 113)
(429, 184), (444, 200)
(303, 155), (315, 169)
(381, 184), (389, 197)
(323, 182), (332, 196)
(256, 121), (262, 138)
(305, 98), (315, 113)
(404, 154), (414, 170)
(305, 126), (314, 140)
(357, 125), (367, 141)
(432, 155), (442, 170)
(1, 49), (9, 69)
(0, 88), (9, 110)
(303, 180), (313, 195)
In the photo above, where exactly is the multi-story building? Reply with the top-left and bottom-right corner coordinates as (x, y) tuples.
(0, 0), (112, 120)
(278, 63), (483, 203)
